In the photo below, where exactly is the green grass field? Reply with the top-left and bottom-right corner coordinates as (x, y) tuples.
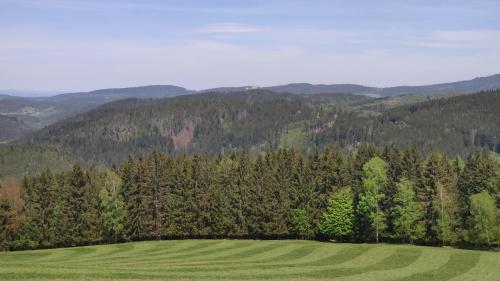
(0, 240), (498, 280)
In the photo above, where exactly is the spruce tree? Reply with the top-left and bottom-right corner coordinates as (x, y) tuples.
(420, 152), (458, 245)
(0, 198), (12, 250)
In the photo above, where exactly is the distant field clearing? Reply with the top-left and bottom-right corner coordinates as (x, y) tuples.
(0, 240), (498, 280)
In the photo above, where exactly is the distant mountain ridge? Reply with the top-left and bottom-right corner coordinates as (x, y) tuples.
(1, 74), (500, 142)
(266, 74), (500, 96)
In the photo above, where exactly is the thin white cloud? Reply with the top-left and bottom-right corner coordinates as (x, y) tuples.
(1, 31), (499, 91)
(196, 23), (261, 34)
(402, 30), (500, 49)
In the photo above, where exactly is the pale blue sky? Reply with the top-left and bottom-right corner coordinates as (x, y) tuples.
(1, 0), (500, 92)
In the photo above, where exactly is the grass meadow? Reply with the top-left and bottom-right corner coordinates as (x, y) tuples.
(0, 240), (498, 280)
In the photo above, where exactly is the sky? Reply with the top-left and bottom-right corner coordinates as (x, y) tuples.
(1, 0), (500, 94)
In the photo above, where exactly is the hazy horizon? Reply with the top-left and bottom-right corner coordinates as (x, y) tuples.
(1, 0), (500, 92)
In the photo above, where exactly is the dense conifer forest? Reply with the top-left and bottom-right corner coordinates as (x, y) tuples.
(1, 145), (498, 251)
(20, 90), (500, 166)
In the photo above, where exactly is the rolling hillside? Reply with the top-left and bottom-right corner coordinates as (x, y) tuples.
(2, 74), (500, 143)
(20, 90), (500, 165)
(0, 85), (191, 141)
(22, 90), (322, 164)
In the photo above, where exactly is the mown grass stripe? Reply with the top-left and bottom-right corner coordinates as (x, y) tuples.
(0, 240), (494, 281)
(301, 244), (374, 266)
(85, 240), (221, 266)
(448, 252), (500, 281)
(397, 250), (482, 281)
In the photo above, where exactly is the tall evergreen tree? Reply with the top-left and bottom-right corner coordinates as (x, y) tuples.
(191, 154), (215, 236)
(144, 152), (167, 239)
(419, 151), (457, 244)
(0, 198), (12, 250)
(311, 146), (350, 227)
(124, 157), (144, 240)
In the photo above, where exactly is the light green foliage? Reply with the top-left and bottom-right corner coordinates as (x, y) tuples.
(0, 240), (498, 280)
(468, 192), (498, 246)
(99, 171), (125, 242)
(288, 208), (310, 237)
(432, 180), (460, 246)
(357, 157), (388, 242)
(319, 187), (354, 240)
(391, 178), (423, 242)
(279, 125), (310, 151)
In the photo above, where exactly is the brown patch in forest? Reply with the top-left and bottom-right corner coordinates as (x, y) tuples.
(237, 109), (248, 121)
(163, 120), (195, 151)
(311, 120), (336, 134)
(0, 176), (26, 233)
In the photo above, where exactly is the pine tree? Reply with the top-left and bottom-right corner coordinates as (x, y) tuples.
(30, 169), (57, 247)
(67, 164), (88, 245)
(287, 150), (313, 238)
(144, 151), (167, 239)
(400, 146), (422, 183)
(381, 145), (403, 235)
(418, 152), (457, 244)
(311, 146), (350, 228)
(81, 167), (103, 244)
(124, 157), (143, 240)
(0, 198), (12, 250)
(191, 154), (215, 236)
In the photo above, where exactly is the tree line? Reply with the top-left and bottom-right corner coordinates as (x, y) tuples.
(0, 145), (499, 251)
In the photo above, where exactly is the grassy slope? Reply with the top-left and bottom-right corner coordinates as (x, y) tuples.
(0, 240), (498, 280)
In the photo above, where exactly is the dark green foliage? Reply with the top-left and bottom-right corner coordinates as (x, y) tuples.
(0, 145), (76, 178)
(418, 151), (457, 244)
(0, 85), (190, 142)
(0, 198), (11, 250)
(17, 90), (500, 168)
(457, 151), (498, 229)
(1, 146), (499, 250)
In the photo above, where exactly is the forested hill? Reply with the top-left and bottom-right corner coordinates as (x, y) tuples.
(315, 90), (500, 155)
(0, 85), (191, 142)
(22, 90), (323, 164)
(20, 89), (500, 165)
(2, 74), (500, 143)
